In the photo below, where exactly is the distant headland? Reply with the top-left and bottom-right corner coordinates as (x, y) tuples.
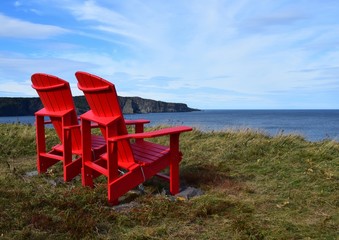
(0, 96), (199, 116)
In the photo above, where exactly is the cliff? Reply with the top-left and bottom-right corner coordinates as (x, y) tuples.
(0, 96), (198, 116)
(118, 96), (196, 114)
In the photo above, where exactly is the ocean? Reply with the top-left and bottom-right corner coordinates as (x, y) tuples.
(1, 110), (338, 142)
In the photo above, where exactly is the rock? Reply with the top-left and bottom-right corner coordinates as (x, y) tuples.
(113, 201), (140, 212)
(119, 96), (197, 114)
(25, 170), (38, 177)
(175, 187), (204, 200)
(44, 177), (63, 187)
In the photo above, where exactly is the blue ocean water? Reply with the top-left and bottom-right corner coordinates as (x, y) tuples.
(1, 110), (338, 142)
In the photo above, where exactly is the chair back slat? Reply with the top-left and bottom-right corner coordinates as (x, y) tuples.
(76, 71), (135, 164)
(31, 73), (81, 152)
(76, 72), (123, 119)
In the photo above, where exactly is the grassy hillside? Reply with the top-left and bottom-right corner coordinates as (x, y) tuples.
(0, 124), (338, 239)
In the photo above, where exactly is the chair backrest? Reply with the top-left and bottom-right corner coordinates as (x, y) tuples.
(75, 71), (135, 163)
(31, 73), (81, 151)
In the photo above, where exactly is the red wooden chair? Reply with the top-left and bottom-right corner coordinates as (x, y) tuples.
(31, 73), (108, 181)
(75, 71), (192, 204)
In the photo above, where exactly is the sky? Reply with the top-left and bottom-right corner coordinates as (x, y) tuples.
(0, 0), (338, 109)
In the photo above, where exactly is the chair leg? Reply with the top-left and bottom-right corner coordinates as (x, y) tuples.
(107, 191), (119, 206)
(37, 155), (58, 173)
(64, 158), (82, 181)
(82, 165), (94, 187)
(108, 179), (122, 205)
(169, 160), (180, 195)
(169, 134), (181, 195)
(107, 167), (145, 205)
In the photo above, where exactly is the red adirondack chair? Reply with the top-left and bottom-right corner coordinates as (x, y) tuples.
(75, 71), (192, 204)
(31, 73), (107, 181)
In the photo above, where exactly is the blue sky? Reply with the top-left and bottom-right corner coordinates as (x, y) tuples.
(0, 0), (338, 109)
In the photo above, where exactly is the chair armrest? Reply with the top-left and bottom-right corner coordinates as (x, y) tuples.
(35, 108), (74, 117)
(90, 122), (100, 128)
(80, 110), (120, 126)
(76, 116), (102, 128)
(125, 119), (150, 134)
(34, 119), (53, 127)
(63, 124), (80, 130)
(35, 108), (74, 125)
(125, 119), (150, 125)
(108, 126), (192, 142)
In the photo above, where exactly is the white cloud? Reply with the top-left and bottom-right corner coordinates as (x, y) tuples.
(0, 13), (69, 39)
(0, 80), (36, 96)
(0, 55), (94, 75)
(65, 0), (146, 42)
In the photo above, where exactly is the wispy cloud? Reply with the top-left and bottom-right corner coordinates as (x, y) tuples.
(0, 80), (35, 96)
(0, 13), (69, 39)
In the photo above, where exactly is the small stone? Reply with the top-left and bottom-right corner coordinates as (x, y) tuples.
(25, 171), (38, 177)
(47, 179), (57, 186)
(113, 201), (140, 212)
(161, 188), (168, 196)
(44, 177), (63, 187)
(175, 187), (203, 200)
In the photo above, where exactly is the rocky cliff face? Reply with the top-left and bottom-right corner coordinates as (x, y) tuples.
(119, 97), (195, 114)
(0, 96), (198, 116)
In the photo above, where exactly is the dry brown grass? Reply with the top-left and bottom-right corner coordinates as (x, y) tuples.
(0, 124), (338, 239)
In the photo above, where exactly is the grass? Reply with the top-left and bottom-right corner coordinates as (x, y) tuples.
(0, 123), (338, 239)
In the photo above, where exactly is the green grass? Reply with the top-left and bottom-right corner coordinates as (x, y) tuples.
(0, 123), (338, 239)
